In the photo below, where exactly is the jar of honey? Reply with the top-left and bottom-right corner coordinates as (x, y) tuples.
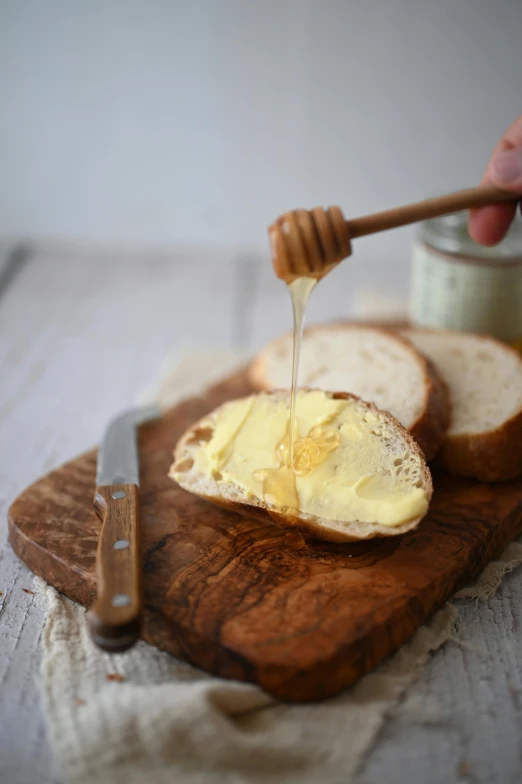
(409, 211), (522, 349)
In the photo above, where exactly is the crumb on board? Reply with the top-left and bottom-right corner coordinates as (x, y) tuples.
(22, 588), (35, 595)
(75, 698), (86, 706)
(0, 591), (3, 597)
(106, 673), (126, 682)
(457, 759), (472, 777)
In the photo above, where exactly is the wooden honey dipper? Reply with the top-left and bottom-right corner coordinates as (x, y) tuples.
(269, 184), (518, 282)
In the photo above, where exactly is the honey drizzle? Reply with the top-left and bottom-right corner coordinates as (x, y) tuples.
(253, 421), (340, 511)
(253, 276), (340, 513)
(288, 278), (316, 464)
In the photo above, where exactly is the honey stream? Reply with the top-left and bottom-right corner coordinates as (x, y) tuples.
(254, 277), (340, 513)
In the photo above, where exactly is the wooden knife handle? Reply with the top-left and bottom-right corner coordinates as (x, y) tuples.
(87, 484), (142, 653)
(348, 184), (517, 239)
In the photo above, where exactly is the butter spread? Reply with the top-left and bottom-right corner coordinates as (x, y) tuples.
(193, 390), (428, 527)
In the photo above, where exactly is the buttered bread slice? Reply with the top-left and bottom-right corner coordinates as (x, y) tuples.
(248, 324), (449, 460)
(170, 389), (433, 542)
(401, 328), (522, 482)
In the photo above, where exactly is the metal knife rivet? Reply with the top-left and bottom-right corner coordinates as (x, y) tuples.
(112, 593), (131, 608)
(112, 490), (127, 500)
(114, 539), (129, 550)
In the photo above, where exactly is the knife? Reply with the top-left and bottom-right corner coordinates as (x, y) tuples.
(87, 404), (160, 653)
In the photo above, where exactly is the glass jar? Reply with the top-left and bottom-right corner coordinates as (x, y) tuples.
(409, 211), (522, 348)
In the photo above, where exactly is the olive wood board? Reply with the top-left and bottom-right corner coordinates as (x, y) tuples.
(8, 368), (522, 702)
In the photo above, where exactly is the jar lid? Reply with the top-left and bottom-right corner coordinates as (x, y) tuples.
(421, 209), (522, 260)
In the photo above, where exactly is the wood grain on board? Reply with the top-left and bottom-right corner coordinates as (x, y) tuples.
(8, 368), (522, 702)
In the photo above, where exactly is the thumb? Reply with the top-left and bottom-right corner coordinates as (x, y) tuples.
(490, 148), (522, 191)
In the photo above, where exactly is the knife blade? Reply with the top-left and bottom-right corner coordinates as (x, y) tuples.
(87, 404), (160, 653)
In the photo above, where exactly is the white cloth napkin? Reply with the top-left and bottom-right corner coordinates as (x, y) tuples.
(37, 351), (522, 784)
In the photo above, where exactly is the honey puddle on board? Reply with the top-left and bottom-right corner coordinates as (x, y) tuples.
(253, 276), (340, 513)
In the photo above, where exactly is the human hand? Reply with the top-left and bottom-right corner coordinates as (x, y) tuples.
(468, 115), (522, 246)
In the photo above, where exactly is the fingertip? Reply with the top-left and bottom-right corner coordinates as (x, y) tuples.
(490, 149), (522, 190)
(468, 204), (516, 246)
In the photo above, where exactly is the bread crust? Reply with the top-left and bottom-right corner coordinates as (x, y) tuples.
(248, 322), (450, 461)
(401, 327), (522, 482)
(440, 412), (522, 482)
(170, 389), (433, 542)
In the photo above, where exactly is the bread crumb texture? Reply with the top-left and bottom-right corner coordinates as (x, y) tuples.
(404, 330), (522, 435)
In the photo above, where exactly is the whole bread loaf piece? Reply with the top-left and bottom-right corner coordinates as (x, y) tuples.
(249, 324), (450, 460)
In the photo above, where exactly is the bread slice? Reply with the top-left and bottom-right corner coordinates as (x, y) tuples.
(170, 389), (433, 542)
(400, 328), (522, 482)
(249, 324), (450, 461)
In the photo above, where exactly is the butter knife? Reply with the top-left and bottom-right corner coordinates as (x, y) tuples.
(87, 405), (160, 653)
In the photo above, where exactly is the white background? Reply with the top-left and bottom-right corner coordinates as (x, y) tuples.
(1, 0), (521, 263)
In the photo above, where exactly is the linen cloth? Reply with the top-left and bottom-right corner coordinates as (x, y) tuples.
(38, 349), (522, 784)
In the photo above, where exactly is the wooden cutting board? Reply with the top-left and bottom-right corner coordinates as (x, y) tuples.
(8, 367), (522, 702)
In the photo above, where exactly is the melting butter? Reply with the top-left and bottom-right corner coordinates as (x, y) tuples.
(193, 391), (428, 527)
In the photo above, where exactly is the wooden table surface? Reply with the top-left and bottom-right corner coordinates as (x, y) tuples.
(1, 245), (521, 784)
